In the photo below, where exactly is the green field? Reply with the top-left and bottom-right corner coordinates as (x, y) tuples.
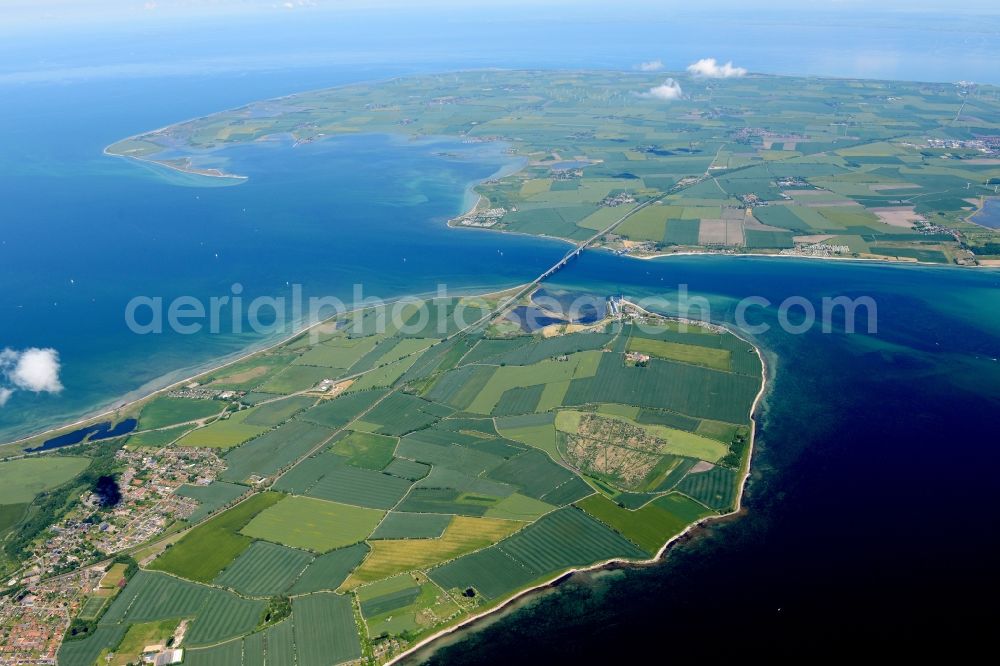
(676, 465), (741, 511)
(292, 593), (362, 666)
(206, 353), (299, 391)
(626, 336), (731, 371)
(383, 457), (431, 481)
(175, 481), (247, 522)
(563, 353), (759, 424)
(242, 395), (316, 426)
(484, 492), (557, 521)
(348, 354), (422, 392)
(149, 492), (283, 582)
(424, 364), (497, 409)
(76, 596), (107, 621)
(289, 543), (369, 594)
(305, 464), (414, 509)
(394, 488), (497, 516)
(138, 396), (223, 430)
(270, 450), (345, 495)
(260, 365), (333, 394)
(298, 390), (387, 429)
(0, 456), (89, 504)
(59, 626), (128, 666)
(221, 420), (333, 482)
(363, 392), (452, 436)
(466, 353), (597, 414)
(370, 512), (452, 539)
(331, 430), (398, 470)
(487, 449), (591, 503)
(93, 570), (264, 646)
(577, 492), (713, 553)
(429, 507), (646, 600)
(242, 495), (384, 552)
(263, 619), (295, 666)
(214, 540), (314, 596)
(396, 433), (506, 477)
(496, 412), (560, 460)
(174, 408), (269, 448)
(493, 384), (546, 416)
(183, 641), (244, 666)
(293, 335), (378, 368)
(371, 337), (440, 367)
(124, 424), (193, 448)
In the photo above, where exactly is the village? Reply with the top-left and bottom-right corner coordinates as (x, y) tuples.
(0, 446), (227, 664)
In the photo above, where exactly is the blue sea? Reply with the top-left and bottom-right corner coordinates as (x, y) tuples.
(2, 4), (1000, 656)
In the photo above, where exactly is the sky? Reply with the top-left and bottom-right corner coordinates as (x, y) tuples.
(3, 0), (999, 30)
(1, 1), (998, 85)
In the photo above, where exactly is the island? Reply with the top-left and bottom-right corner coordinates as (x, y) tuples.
(0, 289), (762, 665)
(106, 70), (1000, 266)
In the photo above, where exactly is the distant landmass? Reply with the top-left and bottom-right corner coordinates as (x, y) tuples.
(107, 70), (1000, 266)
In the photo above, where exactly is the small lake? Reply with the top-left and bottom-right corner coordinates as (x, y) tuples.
(971, 198), (1000, 229)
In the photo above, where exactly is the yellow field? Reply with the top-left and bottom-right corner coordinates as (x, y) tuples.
(342, 516), (522, 588)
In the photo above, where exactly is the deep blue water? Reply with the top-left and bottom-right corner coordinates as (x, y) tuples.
(25, 417), (137, 453)
(2, 6), (1000, 657)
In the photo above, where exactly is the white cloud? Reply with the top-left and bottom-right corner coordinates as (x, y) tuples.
(12, 348), (63, 393)
(641, 78), (684, 101)
(638, 60), (664, 72)
(687, 58), (747, 79)
(0, 348), (63, 405)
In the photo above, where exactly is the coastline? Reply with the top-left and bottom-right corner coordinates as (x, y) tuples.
(39, 67), (989, 658)
(106, 118), (991, 269)
(387, 307), (769, 665)
(621, 247), (1000, 269)
(13, 263), (767, 664)
(1, 281), (524, 451)
(446, 202), (990, 269)
(102, 146), (248, 182)
(19, 144), (769, 661)
(14, 190), (988, 451)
